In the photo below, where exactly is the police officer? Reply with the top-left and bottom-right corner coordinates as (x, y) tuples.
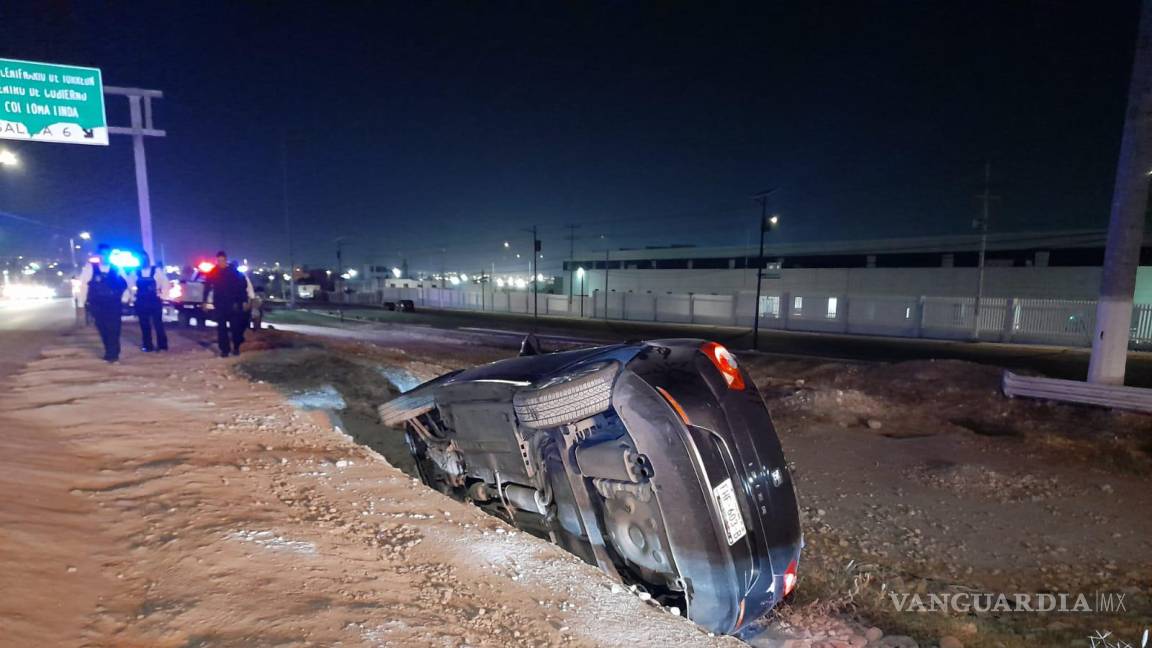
(205, 250), (253, 357)
(130, 252), (170, 352)
(77, 244), (129, 362)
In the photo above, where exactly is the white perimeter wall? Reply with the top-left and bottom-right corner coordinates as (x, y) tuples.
(572, 266), (1103, 300)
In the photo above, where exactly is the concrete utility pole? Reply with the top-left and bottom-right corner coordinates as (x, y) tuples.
(1088, 0), (1152, 385)
(972, 162), (999, 340)
(105, 87), (165, 260)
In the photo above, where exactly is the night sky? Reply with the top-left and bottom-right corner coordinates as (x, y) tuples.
(0, 1), (1142, 275)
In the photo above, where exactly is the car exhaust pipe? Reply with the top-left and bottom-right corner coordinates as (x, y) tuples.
(503, 484), (550, 515)
(575, 438), (647, 483)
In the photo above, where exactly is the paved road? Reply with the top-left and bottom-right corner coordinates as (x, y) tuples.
(0, 299), (78, 382)
(268, 305), (1152, 387)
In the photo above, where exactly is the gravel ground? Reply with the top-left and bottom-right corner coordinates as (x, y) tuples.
(3, 320), (1148, 648)
(0, 329), (742, 647)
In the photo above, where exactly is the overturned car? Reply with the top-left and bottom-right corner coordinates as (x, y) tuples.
(378, 338), (802, 635)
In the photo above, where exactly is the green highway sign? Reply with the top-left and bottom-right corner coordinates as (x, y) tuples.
(0, 57), (108, 146)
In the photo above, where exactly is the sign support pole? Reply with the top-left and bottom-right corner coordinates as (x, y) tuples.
(128, 95), (154, 260)
(106, 86), (165, 261)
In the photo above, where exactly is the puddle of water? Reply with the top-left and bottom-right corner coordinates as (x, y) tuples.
(376, 366), (422, 393)
(286, 384), (347, 411)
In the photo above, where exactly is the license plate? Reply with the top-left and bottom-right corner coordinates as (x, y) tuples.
(712, 478), (747, 546)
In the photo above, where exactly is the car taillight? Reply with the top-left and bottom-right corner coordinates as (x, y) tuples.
(782, 559), (798, 597)
(197, 261), (214, 273)
(700, 342), (745, 390)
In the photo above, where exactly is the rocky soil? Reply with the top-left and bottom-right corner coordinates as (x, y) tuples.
(3, 318), (1149, 648)
(0, 329), (741, 647)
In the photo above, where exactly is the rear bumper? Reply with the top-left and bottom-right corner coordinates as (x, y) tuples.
(614, 341), (802, 633)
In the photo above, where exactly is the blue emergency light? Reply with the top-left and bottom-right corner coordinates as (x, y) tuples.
(109, 249), (141, 269)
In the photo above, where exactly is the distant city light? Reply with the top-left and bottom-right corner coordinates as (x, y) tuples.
(449, 276), (461, 285)
(282, 273), (291, 281)
(0, 150), (18, 167)
(346, 269), (358, 278)
(515, 253), (521, 259)
(496, 278), (505, 288)
(237, 264), (249, 273)
(576, 267), (585, 277)
(164, 265), (181, 274)
(513, 278), (527, 289)
(392, 267), (402, 278)
(78, 231), (91, 240)
(460, 273), (469, 282)
(2, 284), (55, 300)
(536, 273), (545, 282)
(503, 241), (510, 248)
(770, 214), (780, 226)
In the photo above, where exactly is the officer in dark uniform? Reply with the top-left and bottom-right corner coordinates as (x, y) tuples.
(77, 244), (128, 362)
(205, 250), (252, 357)
(130, 251), (169, 352)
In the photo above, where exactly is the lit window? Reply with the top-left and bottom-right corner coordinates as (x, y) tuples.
(759, 295), (780, 318)
(826, 297), (838, 319)
(905, 306), (912, 319)
(793, 296), (803, 310)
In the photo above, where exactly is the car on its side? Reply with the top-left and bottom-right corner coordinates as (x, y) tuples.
(379, 337), (802, 635)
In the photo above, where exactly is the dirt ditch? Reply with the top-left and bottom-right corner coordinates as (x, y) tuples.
(235, 346), (422, 477)
(233, 332), (1152, 647)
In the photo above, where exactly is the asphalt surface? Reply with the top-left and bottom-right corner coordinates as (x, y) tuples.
(0, 299), (79, 382)
(267, 304), (1152, 387)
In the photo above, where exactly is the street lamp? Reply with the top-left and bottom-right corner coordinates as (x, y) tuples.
(69, 231), (93, 270)
(751, 188), (780, 350)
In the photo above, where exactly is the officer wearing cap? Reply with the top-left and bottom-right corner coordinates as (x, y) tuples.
(76, 244), (129, 362)
(204, 250), (254, 357)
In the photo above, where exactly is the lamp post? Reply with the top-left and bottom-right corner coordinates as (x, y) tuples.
(752, 188), (780, 351)
(69, 231), (91, 270)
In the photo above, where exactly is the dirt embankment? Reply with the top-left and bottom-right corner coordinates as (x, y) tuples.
(745, 355), (1152, 647)
(0, 329), (742, 648)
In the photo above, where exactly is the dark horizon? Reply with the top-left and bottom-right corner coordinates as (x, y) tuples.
(0, 2), (1142, 275)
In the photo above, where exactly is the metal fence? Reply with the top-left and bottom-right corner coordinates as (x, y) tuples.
(327, 287), (1152, 349)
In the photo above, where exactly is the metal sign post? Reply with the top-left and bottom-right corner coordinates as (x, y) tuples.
(105, 86), (165, 261)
